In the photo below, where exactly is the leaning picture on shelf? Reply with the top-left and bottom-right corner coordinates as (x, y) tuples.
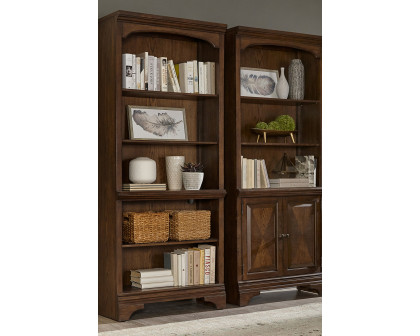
(240, 67), (279, 98)
(127, 105), (188, 140)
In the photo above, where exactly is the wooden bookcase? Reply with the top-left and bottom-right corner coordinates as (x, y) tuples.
(224, 26), (322, 306)
(99, 11), (227, 321)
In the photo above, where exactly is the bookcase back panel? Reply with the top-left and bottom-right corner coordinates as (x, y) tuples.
(241, 46), (319, 101)
(240, 103), (297, 143)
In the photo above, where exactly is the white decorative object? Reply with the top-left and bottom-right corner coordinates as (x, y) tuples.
(165, 156), (185, 191)
(276, 67), (289, 99)
(129, 157), (157, 183)
(182, 172), (204, 190)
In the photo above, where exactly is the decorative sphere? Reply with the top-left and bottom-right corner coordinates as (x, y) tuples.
(267, 121), (281, 130)
(129, 157), (157, 183)
(275, 115), (295, 131)
(255, 121), (269, 129)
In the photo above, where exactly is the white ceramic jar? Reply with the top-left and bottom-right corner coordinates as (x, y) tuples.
(129, 157), (157, 184)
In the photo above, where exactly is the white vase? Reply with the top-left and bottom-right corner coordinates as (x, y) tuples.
(165, 156), (185, 191)
(276, 67), (289, 99)
(182, 172), (204, 190)
(129, 157), (156, 183)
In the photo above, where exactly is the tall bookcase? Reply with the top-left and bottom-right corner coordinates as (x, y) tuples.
(224, 26), (322, 306)
(99, 11), (227, 321)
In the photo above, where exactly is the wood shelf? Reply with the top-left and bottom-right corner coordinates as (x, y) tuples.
(241, 97), (320, 105)
(121, 283), (223, 296)
(241, 142), (320, 147)
(117, 189), (226, 201)
(123, 89), (218, 100)
(122, 238), (218, 248)
(122, 140), (218, 146)
(237, 187), (322, 197)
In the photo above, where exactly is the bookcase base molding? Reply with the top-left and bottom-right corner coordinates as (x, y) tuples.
(117, 285), (226, 321)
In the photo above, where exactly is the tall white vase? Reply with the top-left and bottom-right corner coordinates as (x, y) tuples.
(165, 156), (185, 191)
(276, 67), (289, 99)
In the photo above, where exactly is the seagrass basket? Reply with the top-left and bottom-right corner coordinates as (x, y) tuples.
(167, 210), (211, 241)
(122, 212), (169, 244)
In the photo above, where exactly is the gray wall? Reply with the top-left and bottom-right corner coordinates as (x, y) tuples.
(98, 0), (321, 35)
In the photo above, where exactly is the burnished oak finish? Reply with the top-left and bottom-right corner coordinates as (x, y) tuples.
(99, 11), (226, 321)
(224, 27), (322, 305)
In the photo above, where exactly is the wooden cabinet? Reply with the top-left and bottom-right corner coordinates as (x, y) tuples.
(99, 11), (227, 321)
(224, 26), (322, 306)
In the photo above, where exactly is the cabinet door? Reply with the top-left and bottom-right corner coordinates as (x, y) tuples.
(241, 198), (283, 280)
(282, 196), (321, 276)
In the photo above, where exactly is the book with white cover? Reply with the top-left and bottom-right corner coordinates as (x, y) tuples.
(198, 61), (204, 94)
(139, 52), (148, 90)
(176, 252), (182, 286)
(130, 268), (172, 278)
(168, 60), (181, 92)
(135, 57), (141, 90)
(122, 53), (135, 89)
(156, 57), (161, 91)
(148, 55), (155, 91)
(131, 281), (174, 289)
(186, 61), (194, 93)
(160, 57), (168, 92)
(198, 244), (216, 284)
(202, 62), (208, 93)
(192, 60), (199, 93)
(130, 275), (174, 284)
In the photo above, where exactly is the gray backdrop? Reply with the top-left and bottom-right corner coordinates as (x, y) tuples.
(98, 0), (321, 35)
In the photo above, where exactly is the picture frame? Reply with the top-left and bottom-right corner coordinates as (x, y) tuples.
(240, 67), (279, 98)
(127, 105), (188, 141)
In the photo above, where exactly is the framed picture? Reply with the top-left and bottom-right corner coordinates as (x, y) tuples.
(127, 105), (188, 140)
(240, 67), (279, 98)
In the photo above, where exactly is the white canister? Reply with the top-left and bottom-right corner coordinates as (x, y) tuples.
(129, 157), (157, 184)
(165, 156), (185, 191)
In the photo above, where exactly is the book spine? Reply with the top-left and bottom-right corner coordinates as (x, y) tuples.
(209, 246), (216, 284)
(198, 61), (204, 94)
(160, 57), (168, 92)
(199, 249), (204, 284)
(193, 250), (200, 285)
(156, 57), (161, 91)
(135, 57), (141, 90)
(148, 55), (154, 91)
(203, 248), (211, 284)
(132, 281), (174, 289)
(131, 54), (136, 89)
(177, 254), (182, 286)
(186, 61), (194, 93)
(153, 56), (158, 91)
(140, 52), (148, 90)
(139, 57), (145, 90)
(203, 62), (208, 94)
(188, 250), (194, 285)
(262, 159), (270, 188)
(167, 61), (176, 92)
(209, 62), (216, 94)
(169, 60), (180, 92)
(180, 253), (186, 286)
(193, 60), (199, 93)
(178, 63), (186, 93)
(131, 275), (174, 284)
(122, 54), (135, 89)
(171, 253), (178, 287)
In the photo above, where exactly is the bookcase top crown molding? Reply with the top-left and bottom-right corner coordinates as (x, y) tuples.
(227, 26), (321, 57)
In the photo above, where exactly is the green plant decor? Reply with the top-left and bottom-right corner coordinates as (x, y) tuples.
(181, 162), (204, 172)
(275, 115), (296, 131)
(267, 121), (281, 130)
(255, 121), (269, 129)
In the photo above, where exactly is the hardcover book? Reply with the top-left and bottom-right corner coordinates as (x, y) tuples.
(122, 53), (135, 89)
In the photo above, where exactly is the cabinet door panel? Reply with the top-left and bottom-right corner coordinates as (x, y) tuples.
(283, 196), (321, 276)
(242, 198), (282, 280)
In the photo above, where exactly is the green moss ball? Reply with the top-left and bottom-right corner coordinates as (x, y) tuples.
(275, 115), (295, 131)
(267, 121), (281, 130)
(255, 121), (269, 129)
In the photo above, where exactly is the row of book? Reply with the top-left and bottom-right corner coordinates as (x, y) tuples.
(122, 53), (216, 94)
(241, 157), (271, 189)
(122, 183), (167, 191)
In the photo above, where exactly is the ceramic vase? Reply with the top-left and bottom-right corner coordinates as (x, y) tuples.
(182, 172), (204, 190)
(129, 157), (156, 183)
(276, 67), (289, 99)
(165, 156), (185, 191)
(288, 59), (305, 100)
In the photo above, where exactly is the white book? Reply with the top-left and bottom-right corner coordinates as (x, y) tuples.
(122, 53), (135, 89)
(180, 252), (186, 286)
(139, 52), (148, 90)
(198, 245), (216, 284)
(130, 268), (172, 278)
(256, 159), (261, 188)
(203, 62), (208, 93)
(163, 252), (178, 287)
(160, 57), (168, 92)
(198, 61), (205, 94)
(135, 57), (141, 90)
(176, 253), (182, 286)
(148, 55), (155, 91)
(153, 56), (158, 90)
(261, 159), (270, 188)
(209, 62), (216, 94)
(131, 281), (174, 289)
(168, 60), (181, 92)
(186, 61), (194, 93)
(178, 63), (187, 93)
(246, 159), (254, 189)
(131, 54), (136, 89)
(192, 60), (199, 93)
(130, 275), (174, 284)
(156, 57), (161, 91)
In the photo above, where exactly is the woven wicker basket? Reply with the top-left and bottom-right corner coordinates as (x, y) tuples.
(123, 212), (169, 244)
(167, 210), (211, 241)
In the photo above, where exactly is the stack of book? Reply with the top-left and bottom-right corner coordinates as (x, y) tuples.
(269, 178), (312, 188)
(130, 268), (174, 289)
(122, 53), (215, 94)
(163, 244), (216, 287)
(240, 156), (270, 189)
(122, 183), (166, 191)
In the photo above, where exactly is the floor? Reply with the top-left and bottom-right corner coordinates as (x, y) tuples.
(98, 288), (322, 334)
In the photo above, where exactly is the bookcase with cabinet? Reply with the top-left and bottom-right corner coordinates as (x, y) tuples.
(224, 26), (322, 306)
(99, 11), (226, 321)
